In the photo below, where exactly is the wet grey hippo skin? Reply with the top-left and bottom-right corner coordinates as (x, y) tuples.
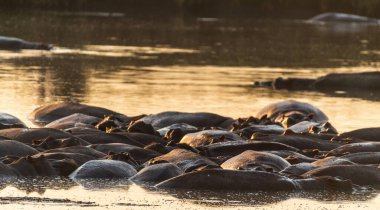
(0, 113), (27, 129)
(129, 163), (183, 183)
(29, 102), (131, 126)
(308, 12), (380, 24)
(0, 36), (52, 50)
(69, 160), (137, 179)
(255, 100), (329, 127)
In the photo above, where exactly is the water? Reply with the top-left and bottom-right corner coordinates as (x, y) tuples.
(1, 8), (380, 209)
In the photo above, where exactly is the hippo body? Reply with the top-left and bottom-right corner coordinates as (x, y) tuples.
(141, 111), (235, 130)
(29, 102), (131, 126)
(69, 160), (137, 179)
(130, 163), (183, 183)
(221, 150), (291, 172)
(44, 113), (102, 129)
(256, 100), (329, 127)
(0, 113), (27, 129)
(148, 148), (219, 172)
(180, 130), (243, 147)
(308, 12), (380, 24)
(0, 36), (52, 50)
(0, 140), (39, 157)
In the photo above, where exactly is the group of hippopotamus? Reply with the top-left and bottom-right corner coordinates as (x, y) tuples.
(0, 100), (379, 192)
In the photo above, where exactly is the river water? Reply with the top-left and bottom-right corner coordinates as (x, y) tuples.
(1, 9), (380, 209)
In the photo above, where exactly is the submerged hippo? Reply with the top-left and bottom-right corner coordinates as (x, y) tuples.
(221, 150), (291, 172)
(256, 100), (329, 127)
(156, 169), (352, 191)
(179, 130), (243, 147)
(254, 72), (380, 92)
(0, 140), (39, 157)
(0, 36), (52, 50)
(69, 160), (137, 179)
(147, 148), (219, 172)
(29, 102), (131, 126)
(44, 113), (102, 129)
(140, 111), (235, 130)
(129, 163), (183, 183)
(0, 113), (27, 129)
(308, 12), (380, 24)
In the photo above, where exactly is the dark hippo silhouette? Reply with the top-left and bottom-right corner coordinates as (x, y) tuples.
(0, 128), (89, 145)
(116, 132), (167, 146)
(266, 150), (317, 164)
(221, 150), (291, 172)
(147, 148), (219, 172)
(156, 123), (198, 136)
(32, 136), (86, 150)
(179, 130), (243, 147)
(339, 127), (380, 142)
(256, 100), (329, 127)
(129, 163), (183, 183)
(140, 111), (235, 130)
(29, 102), (132, 126)
(303, 165), (380, 186)
(69, 160), (137, 179)
(33, 152), (95, 166)
(254, 72), (380, 93)
(308, 12), (380, 24)
(89, 143), (161, 163)
(73, 132), (145, 147)
(0, 162), (19, 178)
(44, 146), (106, 158)
(44, 113), (102, 129)
(280, 163), (319, 176)
(0, 36), (52, 50)
(0, 113), (27, 129)
(252, 133), (341, 151)
(326, 142), (380, 156)
(0, 140), (39, 157)
(340, 152), (380, 165)
(311, 156), (356, 166)
(199, 141), (299, 157)
(8, 155), (57, 177)
(234, 124), (285, 138)
(156, 169), (352, 191)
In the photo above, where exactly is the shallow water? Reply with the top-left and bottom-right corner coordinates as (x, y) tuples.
(1, 8), (380, 209)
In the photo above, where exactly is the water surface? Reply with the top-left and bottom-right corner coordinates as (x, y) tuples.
(1, 9), (380, 209)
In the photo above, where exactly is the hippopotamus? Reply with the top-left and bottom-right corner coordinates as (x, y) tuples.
(308, 12), (380, 24)
(8, 155), (57, 177)
(199, 141), (299, 157)
(44, 146), (106, 158)
(0, 36), (52, 50)
(340, 152), (380, 165)
(326, 142), (380, 156)
(0, 128), (89, 145)
(255, 100), (329, 127)
(265, 150), (317, 164)
(33, 152), (95, 166)
(147, 148), (219, 172)
(0, 162), (18, 178)
(302, 165), (380, 186)
(89, 143), (161, 163)
(156, 123), (198, 136)
(252, 133), (341, 151)
(69, 160), (137, 179)
(179, 130), (243, 147)
(339, 127), (380, 142)
(44, 113), (102, 129)
(32, 136), (86, 150)
(116, 132), (167, 146)
(234, 124), (285, 138)
(28, 102), (132, 126)
(129, 163), (183, 183)
(156, 169), (352, 191)
(280, 163), (319, 176)
(0, 140), (39, 157)
(254, 72), (380, 93)
(139, 111), (235, 130)
(311, 156), (356, 167)
(287, 121), (337, 134)
(73, 132), (144, 147)
(220, 150), (291, 172)
(0, 113), (27, 129)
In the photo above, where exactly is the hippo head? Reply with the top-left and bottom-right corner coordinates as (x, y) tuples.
(25, 155), (57, 176)
(276, 111), (311, 128)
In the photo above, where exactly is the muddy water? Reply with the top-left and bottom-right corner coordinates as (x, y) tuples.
(1, 9), (380, 209)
